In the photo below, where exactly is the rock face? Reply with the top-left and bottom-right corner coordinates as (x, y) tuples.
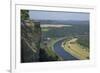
(21, 20), (41, 63)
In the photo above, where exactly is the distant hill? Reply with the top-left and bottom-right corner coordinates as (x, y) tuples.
(34, 20), (89, 25)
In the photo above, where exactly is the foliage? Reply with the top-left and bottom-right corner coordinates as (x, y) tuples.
(77, 36), (89, 48)
(21, 10), (29, 21)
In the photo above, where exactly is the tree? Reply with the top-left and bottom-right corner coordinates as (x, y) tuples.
(21, 10), (29, 21)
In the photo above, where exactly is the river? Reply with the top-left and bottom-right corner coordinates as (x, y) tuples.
(53, 38), (78, 60)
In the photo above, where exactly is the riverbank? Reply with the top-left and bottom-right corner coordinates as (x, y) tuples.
(62, 38), (89, 60)
(53, 37), (78, 60)
(41, 38), (64, 61)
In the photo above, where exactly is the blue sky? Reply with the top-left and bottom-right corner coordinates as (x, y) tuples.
(29, 10), (89, 21)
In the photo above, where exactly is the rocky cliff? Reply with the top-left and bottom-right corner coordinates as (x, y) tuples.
(21, 20), (41, 63)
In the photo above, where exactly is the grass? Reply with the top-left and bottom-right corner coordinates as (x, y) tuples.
(41, 28), (49, 32)
(41, 37), (64, 61)
(47, 38), (61, 59)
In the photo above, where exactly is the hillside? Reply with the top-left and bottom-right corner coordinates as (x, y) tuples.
(21, 20), (41, 63)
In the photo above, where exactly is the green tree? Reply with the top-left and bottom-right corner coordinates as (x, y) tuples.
(21, 10), (29, 21)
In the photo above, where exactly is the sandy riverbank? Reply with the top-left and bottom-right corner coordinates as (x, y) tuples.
(62, 38), (89, 60)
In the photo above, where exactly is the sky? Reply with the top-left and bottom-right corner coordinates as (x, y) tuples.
(29, 10), (89, 21)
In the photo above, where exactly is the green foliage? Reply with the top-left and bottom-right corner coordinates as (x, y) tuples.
(21, 10), (29, 21)
(77, 37), (89, 48)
